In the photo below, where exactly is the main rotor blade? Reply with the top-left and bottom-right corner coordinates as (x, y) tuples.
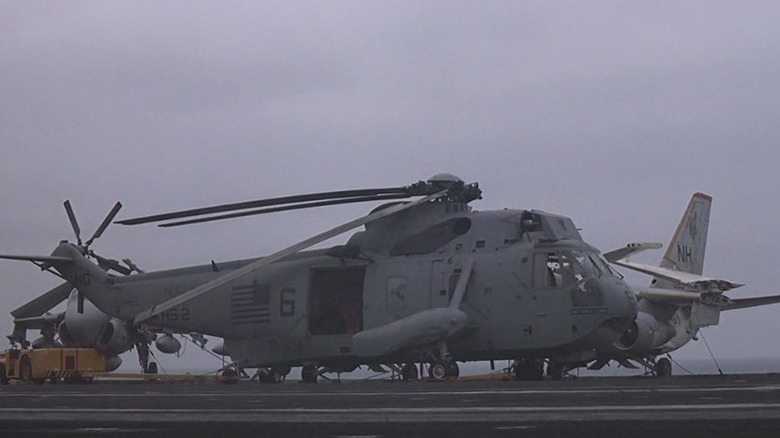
(63, 200), (82, 245)
(85, 202), (122, 247)
(117, 186), (413, 226)
(158, 193), (412, 227)
(134, 190), (448, 324)
(10, 282), (73, 319)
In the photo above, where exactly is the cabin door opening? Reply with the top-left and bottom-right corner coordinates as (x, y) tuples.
(308, 266), (365, 335)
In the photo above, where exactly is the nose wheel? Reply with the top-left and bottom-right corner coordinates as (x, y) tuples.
(427, 360), (459, 380)
(301, 365), (319, 383)
(655, 357), (672, 377)
(513, 358), (545, 381)
(401, 363), (419, 380)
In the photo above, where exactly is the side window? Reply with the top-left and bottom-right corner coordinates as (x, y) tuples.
(533, 253), (558, 289)
(534, 252), (581, 289)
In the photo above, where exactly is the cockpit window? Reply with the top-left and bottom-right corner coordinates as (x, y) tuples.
(534, 252), (578, 288)
(572, 251), (597, 278)
(591, 253), (622, 278)
(534, 250), (615, 289)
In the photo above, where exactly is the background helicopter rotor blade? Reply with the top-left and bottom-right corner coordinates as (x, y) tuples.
(85, 202), (122, 247)
(116, 186), (415, 226)
(134, 189), (448, 324)
(158, 193), (413, 227)
(60, 200), (133, 276)
(63, 200), (82, 245)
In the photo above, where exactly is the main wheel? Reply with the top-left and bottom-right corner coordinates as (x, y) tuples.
(145, 361), (158, 374)
(301, 365), (319, 383)
(220, 367), (239, 384)
(274, 365), (291, 378)
(547, 362), (564, 381)
(514, 358), (544, 381)
(269, 369), (283, 383)
(428, 361), (448, 380)
(401, 363), (419, 380)
(446, 362), (460, 377)
(655, 357), (672, 377)
(258, 367), (284, 383)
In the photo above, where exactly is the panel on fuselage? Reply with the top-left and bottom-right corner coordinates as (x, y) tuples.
(363, 257), (438, 329)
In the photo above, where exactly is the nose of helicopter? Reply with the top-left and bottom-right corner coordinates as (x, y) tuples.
(592, 276), (638, 348)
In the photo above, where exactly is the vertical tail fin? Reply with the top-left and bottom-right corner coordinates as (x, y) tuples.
(658, 193), (712, 277)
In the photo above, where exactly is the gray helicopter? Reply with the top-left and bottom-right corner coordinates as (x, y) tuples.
(5, 202), (205, 375)
(1, 174), (637, 381)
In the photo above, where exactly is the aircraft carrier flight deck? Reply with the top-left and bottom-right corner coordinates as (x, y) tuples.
(2, 372), (780, 437)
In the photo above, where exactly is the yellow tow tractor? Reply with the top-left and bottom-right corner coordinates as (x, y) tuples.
(0, 347), (105, 384)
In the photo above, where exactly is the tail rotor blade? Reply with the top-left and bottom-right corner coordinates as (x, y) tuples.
(63, 200), (82, 245)
(85, 202), (122, 247)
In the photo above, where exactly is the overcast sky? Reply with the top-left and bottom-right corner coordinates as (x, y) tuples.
(2, 1), (780, 374)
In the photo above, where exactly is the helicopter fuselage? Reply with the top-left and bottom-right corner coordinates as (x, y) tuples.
(54, 201), (637, 369)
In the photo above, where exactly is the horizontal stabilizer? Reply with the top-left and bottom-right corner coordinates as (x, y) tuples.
(614, 260), (743, 292)
(725, 294), (780, 311)
(603, 242), (663, 263)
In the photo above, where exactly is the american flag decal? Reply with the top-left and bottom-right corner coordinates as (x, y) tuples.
(231, 281), (271, 325)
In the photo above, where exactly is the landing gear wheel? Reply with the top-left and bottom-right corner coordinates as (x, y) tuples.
(446, 362), (460, 377)
(301, 365), (319, 383)
(258, 366), (286, 383)
(547, 362), (564, 381)
(428, 361), (448, 380)
(274, 365), (291, 379)
(268, 368), (283, 383)
(514, 358), (544, 381)
(220, 367), (239, 384)
(256, 369), (271, 383)
(401, 363), (419, 381)
(655, 357), (672, 377)
(145, 362), (158, 374)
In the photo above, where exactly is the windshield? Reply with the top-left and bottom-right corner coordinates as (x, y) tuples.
(534, 250), (617, 289)
(589, 252), (622, 278)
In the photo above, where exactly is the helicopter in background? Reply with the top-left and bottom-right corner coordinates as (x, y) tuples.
(5, 203), (205, 374)
(599, 193), (780, 376)
(1, 174), (638, 381)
